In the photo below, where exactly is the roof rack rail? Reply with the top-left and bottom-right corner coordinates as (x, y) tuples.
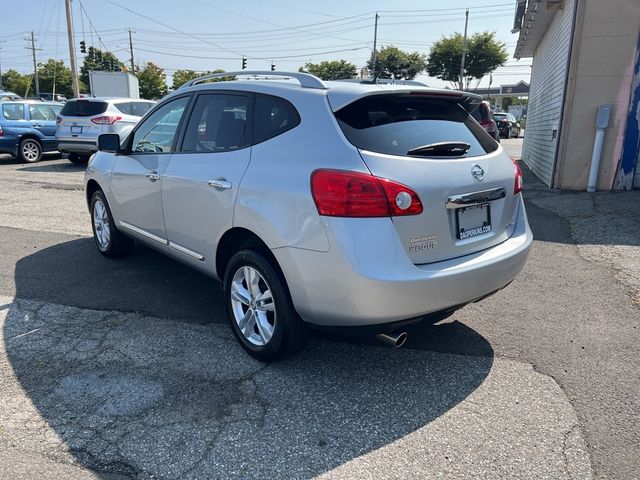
(179, 71), (327, 90)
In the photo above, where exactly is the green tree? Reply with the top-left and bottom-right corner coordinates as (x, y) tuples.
(366, 46), (427, 80)
(171, 68), (227, 90)
(427, 32), (508, 90)
(299, 60), (357, 80)
(80, 47), (125, 92)
(37, 59), (73, 98)
(137, 62), (168, 99)
(1, 69), (32, 97)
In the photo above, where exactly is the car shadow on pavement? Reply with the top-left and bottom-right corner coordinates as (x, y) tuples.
(4, 239), (494, 478)
(17, 162), (85, 173)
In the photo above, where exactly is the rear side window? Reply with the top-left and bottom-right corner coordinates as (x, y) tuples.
(2, 104), (24, 120)
(113, 102), (132, 115)
(335, 95), (498, 158)
(60, 100), (108, 117)
(29, 104), (57, 121)
(253, 95), (300, 144)
(132, 102), (154, 117)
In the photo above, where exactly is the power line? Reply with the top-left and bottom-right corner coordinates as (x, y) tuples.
(106, 0), (243, 56)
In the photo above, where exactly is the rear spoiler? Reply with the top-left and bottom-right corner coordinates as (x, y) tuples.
(406, 90), (483, 114)
(328, 88), (483, 113)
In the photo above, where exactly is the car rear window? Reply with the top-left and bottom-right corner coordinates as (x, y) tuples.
(470, 104), (489, 122)
(60, 100), (108, 117)
(335, 95), (498, 158)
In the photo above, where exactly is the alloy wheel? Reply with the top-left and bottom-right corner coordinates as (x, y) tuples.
(93, 199), (111, 251)
(22, 140), (40, 162)
(230, 266), (276, 346)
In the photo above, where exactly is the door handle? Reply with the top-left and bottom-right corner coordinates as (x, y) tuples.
(146, 171), (160, 181)
(32, 123), (43, 127)
(208, 179), (232, 190)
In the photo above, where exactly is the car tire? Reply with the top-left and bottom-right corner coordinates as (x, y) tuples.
(68, 153), (88, 165)
(224, 249), (308, 361)
(90, 190), (134, 258)
(18, 138), (42, 163)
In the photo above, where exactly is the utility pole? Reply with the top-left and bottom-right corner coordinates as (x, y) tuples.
(371, 12), (379, 78)
(26, 32), (42, 97)
(459, 8), (469, 91)
(65, 0), (80, 98)
(126, 28), (135, 74)
(0, 41), (4, 90)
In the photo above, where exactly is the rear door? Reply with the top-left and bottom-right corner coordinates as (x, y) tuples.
(333, 93), (519, 264)
(161, 92), (251, 271)
(26, 103), (58, 137)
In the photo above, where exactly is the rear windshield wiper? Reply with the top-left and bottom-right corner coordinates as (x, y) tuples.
(407, 142), (471, 157)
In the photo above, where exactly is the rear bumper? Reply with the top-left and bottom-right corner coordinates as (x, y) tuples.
(57, 139), (97, 154)
(273, 196), (532, 327)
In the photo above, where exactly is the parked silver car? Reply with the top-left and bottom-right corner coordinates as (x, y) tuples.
(85, 71), (532, 360)
(56, 97), (155, 164)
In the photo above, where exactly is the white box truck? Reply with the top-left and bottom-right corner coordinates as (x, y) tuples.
(88, 71), (140, 98)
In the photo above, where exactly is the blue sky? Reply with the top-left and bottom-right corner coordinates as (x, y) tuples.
(0, 0), (531, 89)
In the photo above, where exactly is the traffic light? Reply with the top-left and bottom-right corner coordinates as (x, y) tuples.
(271, 62), (276, 71)
(242, 56), (247, 70)
(80, 40), (86, 53)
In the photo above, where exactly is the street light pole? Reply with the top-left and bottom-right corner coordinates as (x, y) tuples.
(459, 8), (469, 91)
(65, 0), (80, 98)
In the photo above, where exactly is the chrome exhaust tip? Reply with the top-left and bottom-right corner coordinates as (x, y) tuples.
(375, 332), (408, 348)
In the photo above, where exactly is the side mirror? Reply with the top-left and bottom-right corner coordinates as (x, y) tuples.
(97, 134), (122, 154)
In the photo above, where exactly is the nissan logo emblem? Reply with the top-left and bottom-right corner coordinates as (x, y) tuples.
(471, 164), (485, 181)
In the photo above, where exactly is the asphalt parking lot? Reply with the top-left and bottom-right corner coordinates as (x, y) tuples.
(0, 142), (638, 479)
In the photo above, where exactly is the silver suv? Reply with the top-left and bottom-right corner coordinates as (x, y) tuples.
(56, 97), (155, 164)
(85, 71), (532, 361)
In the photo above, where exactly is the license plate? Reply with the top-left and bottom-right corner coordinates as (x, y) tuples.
(71, 126), (82, 134)
(456, 203), (491, 239)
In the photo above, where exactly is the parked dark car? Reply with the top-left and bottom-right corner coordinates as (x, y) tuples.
(470, 100), (500, 142)
(494, 112), (521, 138)
(39, 93), (68, 102)
(0, 100), (63, 162)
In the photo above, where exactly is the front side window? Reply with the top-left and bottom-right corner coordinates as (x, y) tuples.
(29, 104), (57, 121)
(2, 104), (24, 120)
(131, 96), (189, 154)
(181, 94), (248, 152)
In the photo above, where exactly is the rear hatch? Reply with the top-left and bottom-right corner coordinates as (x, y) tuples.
(331, 91), (520, 264)
(56, 99), (109, 141)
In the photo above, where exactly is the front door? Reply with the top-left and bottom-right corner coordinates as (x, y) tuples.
(162, 92), (251, 273)
(110, 96), (190, 247)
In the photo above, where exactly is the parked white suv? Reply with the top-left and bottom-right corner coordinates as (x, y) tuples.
(85, 71), (532, 361)
(56, 97), (155, 164)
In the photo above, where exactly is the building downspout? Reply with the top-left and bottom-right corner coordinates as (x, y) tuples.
(551, 0), (584, 188)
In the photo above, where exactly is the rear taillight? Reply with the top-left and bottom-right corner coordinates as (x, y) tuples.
(56, 116), (62, 124)
(0, 125), (3, 137)
(91, 115), (122, 125)
(513, 159), (523, 194)
(310, 169), (423, 217)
